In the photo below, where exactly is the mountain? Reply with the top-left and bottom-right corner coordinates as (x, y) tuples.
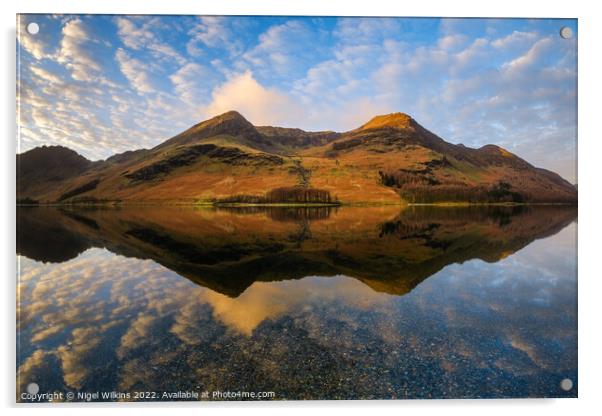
(301, 112), (577, 203)
(155, 110), (340, 154)
(16, 111), (577, 205)
(17, 145), (94, 203)
(154, 110), (273, 152)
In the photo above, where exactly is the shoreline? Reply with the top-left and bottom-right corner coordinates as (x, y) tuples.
(16, 201), (578, 208)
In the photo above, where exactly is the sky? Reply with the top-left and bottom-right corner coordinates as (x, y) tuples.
(17, 15), (577, 182)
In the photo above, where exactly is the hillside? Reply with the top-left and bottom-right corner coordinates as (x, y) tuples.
(16, 111), (577, 205)
(17, 145), (94, 203)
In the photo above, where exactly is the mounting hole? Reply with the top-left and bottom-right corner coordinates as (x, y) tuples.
(560, 378), (573, 391)
(26, 382), (39, 395)
(559, 26), (573, 39)
(26, 22), (39, 35)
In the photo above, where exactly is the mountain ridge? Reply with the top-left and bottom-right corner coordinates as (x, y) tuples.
(16, 111), (577, 205)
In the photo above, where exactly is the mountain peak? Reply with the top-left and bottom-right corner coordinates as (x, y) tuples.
(196, 110), (263, 138)
(17, 145), (92, 191)
(198, 110), (254, 130)
(154, 110), (266, 151)
(18, 145), (91, 165)
(207, 110), (249, 123)
(359, 112), (416, 131)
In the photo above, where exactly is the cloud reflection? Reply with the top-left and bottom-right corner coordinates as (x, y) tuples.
(16, 214), (577, 399)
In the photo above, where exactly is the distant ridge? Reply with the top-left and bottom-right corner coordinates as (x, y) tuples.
(16, 111), (577, 205)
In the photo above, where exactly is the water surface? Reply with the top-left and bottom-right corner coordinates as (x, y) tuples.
(17, 205), (577, 400)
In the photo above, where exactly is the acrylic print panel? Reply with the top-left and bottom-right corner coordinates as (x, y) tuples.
(16, 14), (578, 402)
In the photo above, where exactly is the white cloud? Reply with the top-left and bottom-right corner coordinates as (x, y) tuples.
(17, 15), (57, 60)
(56, 19), (102, 82)
(169, 62), (215, 106)
(240, 20), (323, 79)
(115, 17), (187, 65)
(501, 37), (554, 78)
(454, 38), (489, 70)
(492, 31), (538, 49)
(30, 66), (64, 84)
(188, 16), (229, 48)
(333, 18), (403, 45)
(18, 33), (52, 60)
(115, 48), (154, 95)
(438, 34), (469, 51)
(203, 71), (302, 127)
(187, 16), (241, 57)
(115, 17), (155, 50)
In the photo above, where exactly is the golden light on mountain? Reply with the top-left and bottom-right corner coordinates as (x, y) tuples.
(16, 111), (577, 205)
(358, 112), (415, 131)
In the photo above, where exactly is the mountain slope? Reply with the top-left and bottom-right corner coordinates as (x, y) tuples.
(16, 111), (577, 204)
(302, 112), (576, 203)
(154, 110), (274, 152)
(17, 146), (94, 203)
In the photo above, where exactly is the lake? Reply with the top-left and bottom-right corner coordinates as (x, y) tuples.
(16, 205), (577, 401)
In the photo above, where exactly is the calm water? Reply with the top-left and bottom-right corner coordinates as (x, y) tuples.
(16, 205), (577, 401)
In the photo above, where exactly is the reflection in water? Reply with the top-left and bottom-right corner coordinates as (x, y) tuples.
(218, 205), (337, 222)
(17, 205), (577, 400)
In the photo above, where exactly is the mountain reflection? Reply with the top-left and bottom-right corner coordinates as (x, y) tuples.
(17, 205), (576, 298)
(17, 205), (578, 400)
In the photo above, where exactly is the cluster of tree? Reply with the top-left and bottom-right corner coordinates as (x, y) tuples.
(487, 181), (525, 203)
(379, 170), (439, 187)
(217, 194), (266, 204)
(379, 169), (526, 203)
(395, 182), (526, 203)
(217, 187), (337, 204)
(265, 187), (334, 203)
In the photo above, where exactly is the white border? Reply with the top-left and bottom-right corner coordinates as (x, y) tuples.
(2, 1), (601, 415)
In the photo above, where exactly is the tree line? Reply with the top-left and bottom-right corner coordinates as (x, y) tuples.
(217, 186), (337, 204)
(379, 170), (526, 203)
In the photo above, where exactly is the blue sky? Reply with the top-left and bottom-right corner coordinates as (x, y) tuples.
(17, 15), (577, 182)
